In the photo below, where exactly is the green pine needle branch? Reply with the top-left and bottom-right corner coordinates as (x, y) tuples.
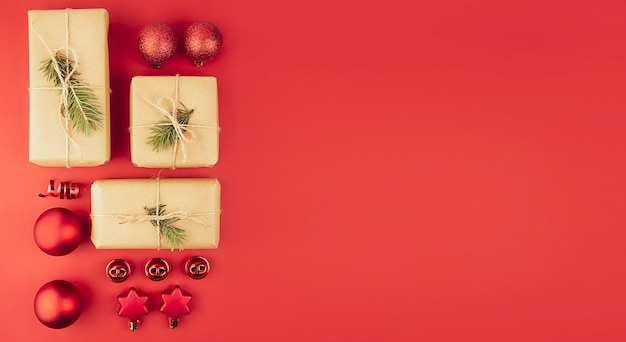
(144, 204), (186, 251)
(40, 52), (103, 136)
(147, 103), (194, 152)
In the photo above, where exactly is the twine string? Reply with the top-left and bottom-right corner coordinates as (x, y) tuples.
(144, 75), (194, 168)
(31, 10), (82, 167)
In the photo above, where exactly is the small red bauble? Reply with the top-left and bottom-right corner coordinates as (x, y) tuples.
(145, 257), (170, 281)
(117, 287), (149, 331)
(137, 23), (177, 68)
(185, 256), (210, 280)
(160, 286), (192, 328)
(106, 259), (132, 283)
(184, 21), (223, 67)
(33, 207), (82, 256)
(34, 280), (82, 329)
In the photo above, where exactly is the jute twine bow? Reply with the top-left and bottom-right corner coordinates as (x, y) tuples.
(29, 9), (109, 167)
(131, 74), (219, 169)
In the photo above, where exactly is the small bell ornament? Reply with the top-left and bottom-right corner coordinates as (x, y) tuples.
(185, 256), (210, 280)
(106, 259), (131, 283)
(145, 258), (169, 281)
(160, 286), (192, 328)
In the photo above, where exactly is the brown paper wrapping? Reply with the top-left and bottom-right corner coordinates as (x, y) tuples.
(90, 178), (220, 250)
(28, 9), (110, 167)
(130, 75), (219, 168)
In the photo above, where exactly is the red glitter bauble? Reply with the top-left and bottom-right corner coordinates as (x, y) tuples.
(33, 207), (82, 256)
(184, 21), (223, 67)
(137, 23), (177, 68)
(34, 280), (82, 329)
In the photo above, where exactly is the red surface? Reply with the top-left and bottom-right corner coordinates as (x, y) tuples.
(1, 0), (626, 341)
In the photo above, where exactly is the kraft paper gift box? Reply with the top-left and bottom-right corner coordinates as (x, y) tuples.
(130, 75), (219, 168)
(90, 178), (221, 250)
(28, 8), (110, 167)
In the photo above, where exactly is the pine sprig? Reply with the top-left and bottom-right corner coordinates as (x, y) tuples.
(40, 52), (103, 136)
(147, 103), (194, 152)
(144, 204), (187, 251)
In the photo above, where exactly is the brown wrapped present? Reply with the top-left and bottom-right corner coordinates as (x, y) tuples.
(90, 178), (220, 250)
(28, 8), (110, 167)
(130, 75), (219, 168)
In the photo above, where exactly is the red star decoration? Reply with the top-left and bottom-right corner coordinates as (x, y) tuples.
(117, 287), (149, 321)
(160, 285), (192, 319)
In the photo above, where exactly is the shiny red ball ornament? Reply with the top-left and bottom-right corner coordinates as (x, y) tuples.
(34, 280), (82, 329)
(33, 207), (82, 256)
(184, 21), (223, 67)
(138, 23), (177, 68)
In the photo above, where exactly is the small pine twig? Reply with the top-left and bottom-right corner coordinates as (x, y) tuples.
(144, 204), (187, 250)
(147, 103), (194, 152)
(40, 52), (103, 136)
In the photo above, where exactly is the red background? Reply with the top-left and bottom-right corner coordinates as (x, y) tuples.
(2, 0), (626, 341)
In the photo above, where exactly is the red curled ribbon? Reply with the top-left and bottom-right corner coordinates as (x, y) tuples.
(37, 180), (79, 199)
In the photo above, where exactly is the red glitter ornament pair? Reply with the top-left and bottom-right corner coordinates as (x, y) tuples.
(138, 21), (223, 68)
(117, 286), (192, 330)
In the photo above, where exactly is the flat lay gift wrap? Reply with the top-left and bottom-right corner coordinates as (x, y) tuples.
(130, 75), (219, 168)
(28, 8), (111, 167)
(90, 178), (221, 250)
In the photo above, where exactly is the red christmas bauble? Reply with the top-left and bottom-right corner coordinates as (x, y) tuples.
(34, 280), (82, 329)
(137, 23), (177, 68)
(184, 21), (223, 67)
(33, 208), (82, 256)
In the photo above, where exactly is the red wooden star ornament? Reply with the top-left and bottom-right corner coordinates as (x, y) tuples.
(160, 285), (192, 328)
(117, 287), (149, 331)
